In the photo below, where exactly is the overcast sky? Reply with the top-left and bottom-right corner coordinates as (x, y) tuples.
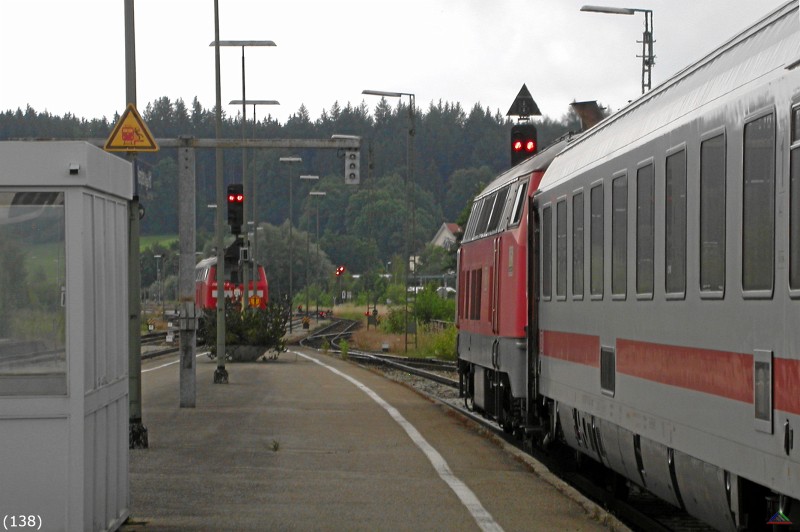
(0, 0), (792, 126)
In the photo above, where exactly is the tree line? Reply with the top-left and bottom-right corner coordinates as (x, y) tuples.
(1, 97), (582, 302)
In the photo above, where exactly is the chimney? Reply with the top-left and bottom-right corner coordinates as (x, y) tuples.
(570, 100), (605, 131)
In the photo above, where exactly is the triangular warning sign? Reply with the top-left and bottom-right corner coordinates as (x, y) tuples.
(104, 103), (159, 152)
(506, 84), (541, 118)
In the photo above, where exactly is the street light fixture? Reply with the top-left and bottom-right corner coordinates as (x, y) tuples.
(280, 156), (302, 332)
(580, 5), (654, 94)
(362, 89), (416, 352)
(229, 99), (280, 285)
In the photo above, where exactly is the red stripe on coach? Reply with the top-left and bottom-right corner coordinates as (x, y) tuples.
(616, 339), (752, 403)
(540, 330), (600, 368)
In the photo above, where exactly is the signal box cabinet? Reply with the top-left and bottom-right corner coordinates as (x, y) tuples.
(0, 142), (132, 531)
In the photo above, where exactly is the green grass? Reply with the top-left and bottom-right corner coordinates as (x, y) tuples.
(139, 234), (178, 251)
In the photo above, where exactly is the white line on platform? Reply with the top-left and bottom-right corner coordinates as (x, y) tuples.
(142, 352), (207, 373)
(293, 350), (504, 532)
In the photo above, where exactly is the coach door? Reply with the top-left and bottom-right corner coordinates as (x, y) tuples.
(526, 194), (541, 424)
(492, 236), (501, 334)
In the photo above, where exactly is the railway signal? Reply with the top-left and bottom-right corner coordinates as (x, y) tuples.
(344, 149), (360, 185)
(335, 265), (346, 276)
(510, 123), (538, 166)
(227, 183), (244, 234)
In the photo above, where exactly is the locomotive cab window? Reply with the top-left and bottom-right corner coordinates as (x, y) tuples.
(509, 181), (529, 227)
(486, 185), (510, 233)
(742, 111), (775, 296)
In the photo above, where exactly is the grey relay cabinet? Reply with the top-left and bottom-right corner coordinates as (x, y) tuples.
(0, 142), (131, 531)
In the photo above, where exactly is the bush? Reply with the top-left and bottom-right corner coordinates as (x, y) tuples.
(201, 300), (288, 356)
(414, 284), (455, 324)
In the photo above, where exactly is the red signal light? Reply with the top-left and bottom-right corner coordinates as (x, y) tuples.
(513, 140), (523, 152)
(525, 140), (536, 152)
(228, 193), (244, 203)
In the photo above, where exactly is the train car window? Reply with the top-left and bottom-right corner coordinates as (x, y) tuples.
(509, 181), (529, 227)
(612, 174), (628, 298)
(472, 268), (482, 319)
(636, 164), (655, 297)
(542, 205), (553, 300)
(742, 113), (775, 294)
(476, 193), (496, 236)
(486, 186), (510, 233)
(590, 184), (604, 298)
(458, 268), (466, 320)
(464, 198), (483, 241)
(556, 200), (567, 299)
(572, 191), (585, 298)
(666, 149), (687, 297)
(700, 134), (726, 295)
(790, 106), (800, 291)
(0, 191), (66, 396)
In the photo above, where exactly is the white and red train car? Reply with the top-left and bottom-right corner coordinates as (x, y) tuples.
(458, 2), (800, 529)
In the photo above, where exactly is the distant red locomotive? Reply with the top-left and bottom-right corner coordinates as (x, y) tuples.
(194, 256), (268, 310)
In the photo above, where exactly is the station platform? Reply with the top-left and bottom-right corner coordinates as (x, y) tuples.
(122, 347), (626, 531)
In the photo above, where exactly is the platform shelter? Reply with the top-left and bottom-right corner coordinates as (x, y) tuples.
(0, 141), (131, 531)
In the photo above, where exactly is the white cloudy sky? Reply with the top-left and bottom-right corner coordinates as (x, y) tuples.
(0, 0), (792, 125)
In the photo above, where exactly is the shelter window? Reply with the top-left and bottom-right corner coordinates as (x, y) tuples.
(700, 133), (726, 294)
(742, 112), (775, 294)
(0, 191), (66, 396)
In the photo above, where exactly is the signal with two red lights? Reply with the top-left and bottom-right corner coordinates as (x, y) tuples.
(227, 183), (244, 235)
(335, 265), (346, 277)
(510, 123), (538, 166)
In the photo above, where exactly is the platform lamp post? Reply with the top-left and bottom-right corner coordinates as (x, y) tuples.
(580, 5), (654, 94)
(280, 156), (302, 333)
(300, 176), (319, 319)
(309, 190), (326, 320)
(362, 89), (416, 352)
(230, 99), (279, 275)
(210, 40), (275, 309)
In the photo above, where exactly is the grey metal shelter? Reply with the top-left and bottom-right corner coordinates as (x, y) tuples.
(0, 141), (131, 531)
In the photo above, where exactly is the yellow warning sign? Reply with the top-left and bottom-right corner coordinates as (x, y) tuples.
(104, 103), (159, 152)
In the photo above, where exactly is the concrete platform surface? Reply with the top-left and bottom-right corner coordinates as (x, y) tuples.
(121, 348), (625, 531)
